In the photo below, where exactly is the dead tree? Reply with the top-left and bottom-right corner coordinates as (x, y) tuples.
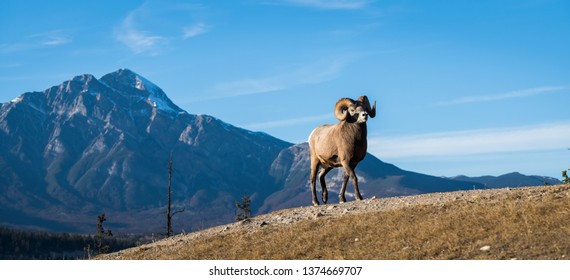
(166, 152), (185, 237)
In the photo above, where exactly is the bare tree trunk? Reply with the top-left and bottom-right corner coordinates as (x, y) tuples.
(167, 152), (173, 237)
(166, 152), (184, 237)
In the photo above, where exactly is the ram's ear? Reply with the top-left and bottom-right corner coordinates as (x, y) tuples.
(334, 98), (354, 121)
(358, 96), (376, 118)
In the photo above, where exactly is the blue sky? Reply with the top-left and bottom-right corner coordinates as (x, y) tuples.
(1, 0), (569, 178)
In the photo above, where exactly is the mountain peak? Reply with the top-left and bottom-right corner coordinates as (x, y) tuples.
(99, 69), (183, 114)
(100, 68), (157, 92)
(107, 68), (138, 77)
(71, 73), (96, 83)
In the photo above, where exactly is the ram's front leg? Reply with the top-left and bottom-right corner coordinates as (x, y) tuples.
(310, 158), (320, 206)
(340, 162), (362, 202)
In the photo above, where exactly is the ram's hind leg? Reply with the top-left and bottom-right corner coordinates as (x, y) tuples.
(310, 157), (320, 206)
(318, 167), (333, 204)
(339, 172), (349, 203)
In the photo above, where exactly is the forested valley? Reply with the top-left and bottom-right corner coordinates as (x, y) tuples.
(0, 226), (149, 260)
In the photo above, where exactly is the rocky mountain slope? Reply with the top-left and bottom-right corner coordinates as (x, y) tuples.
(0, 69), (290, 232)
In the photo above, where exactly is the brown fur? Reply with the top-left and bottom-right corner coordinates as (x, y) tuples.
(308, 95), (376, 206)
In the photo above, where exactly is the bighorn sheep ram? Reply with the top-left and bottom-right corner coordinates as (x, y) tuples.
(308, 95), (376, 206)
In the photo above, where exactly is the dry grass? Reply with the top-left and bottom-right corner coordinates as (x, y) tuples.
(103, 185), (570, 260)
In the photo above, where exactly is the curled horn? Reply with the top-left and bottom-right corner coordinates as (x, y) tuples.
(334, 98), (355, 121)
(358, 95), (376, 118)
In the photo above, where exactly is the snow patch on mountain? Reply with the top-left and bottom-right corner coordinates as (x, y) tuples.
(10, 95), (23, 103)
(146, 94), (177, 113)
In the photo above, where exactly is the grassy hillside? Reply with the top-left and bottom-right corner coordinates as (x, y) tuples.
(100, 184), (570, 260)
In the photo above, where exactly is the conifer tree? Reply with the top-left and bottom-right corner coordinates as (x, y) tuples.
(235, 195), (252, 221)
(95, 212), (113, 255)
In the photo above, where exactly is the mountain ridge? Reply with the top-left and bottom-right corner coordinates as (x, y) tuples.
(448, 172), (561, 188)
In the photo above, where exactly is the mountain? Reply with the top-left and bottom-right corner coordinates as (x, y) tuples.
(448, 172), (561, 189)
(0, 69), (290, 233)
(0, 69), (482, 233)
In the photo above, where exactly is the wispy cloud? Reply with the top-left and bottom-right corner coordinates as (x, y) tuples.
(209, 55), (354, 99)
(242, 114), (332, 130)
(115, 3), (209, 55)
(115, 10), (169, 56)
(369, 122), (570, 160)
(182, 23), (208, 39)
(213, 79), (283, 97)
(31, 31), (72, 46)
(0, 30), (72, 54)
(436, 86), (568, 106)
(281, 0), (373, 10)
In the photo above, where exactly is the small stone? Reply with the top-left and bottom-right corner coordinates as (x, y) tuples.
(480, 245), (491, 252)
(354, 238), (359, 242)
(314, 212), (324, 218)
(327, 205), (336, 210)
(260, 221), (268, 227)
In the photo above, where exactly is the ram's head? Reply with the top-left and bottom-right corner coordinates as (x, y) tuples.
(334, 95), (376, 123)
